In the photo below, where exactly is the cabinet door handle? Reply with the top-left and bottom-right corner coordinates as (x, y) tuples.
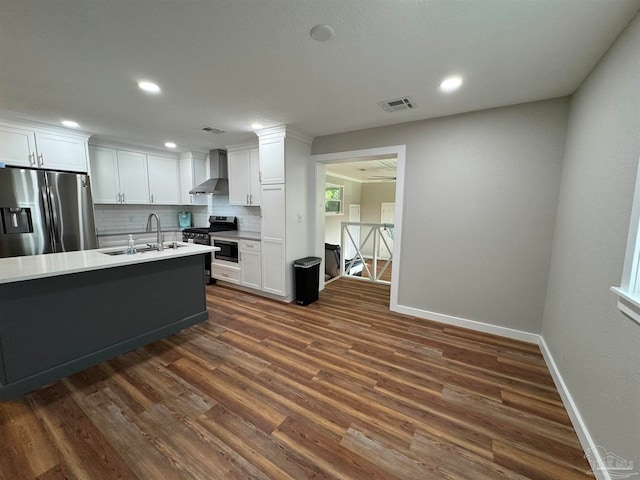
(29, 153), (36, 166)
(259, 171), (262, 183)
(249, 194), (252, 205)
(246, 193), (249, 205)
(122, 193), (125, 203)
(116, 193), (120, 203)
(151, 194), (154, 203)
(190, 194), (194, 204)
(38, 153), (44, 166)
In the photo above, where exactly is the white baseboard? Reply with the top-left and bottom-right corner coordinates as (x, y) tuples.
(538, 338), (609, 480)
(392, 303), (540, 344)
(392, 302), (608, 479)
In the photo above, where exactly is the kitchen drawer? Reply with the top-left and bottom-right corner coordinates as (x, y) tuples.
(240, 239), (261, 251)
(212, 264), (241, 284)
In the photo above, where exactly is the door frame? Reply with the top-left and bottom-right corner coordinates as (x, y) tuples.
(312, 145), (406, 312)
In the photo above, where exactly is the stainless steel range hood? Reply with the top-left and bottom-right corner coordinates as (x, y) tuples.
(189, 149), (229, 195)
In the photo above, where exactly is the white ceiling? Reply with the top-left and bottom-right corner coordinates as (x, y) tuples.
(327, 158), (397, 183)
(0, 0), (638, 154)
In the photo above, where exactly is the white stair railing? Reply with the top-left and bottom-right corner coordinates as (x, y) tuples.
(340, 222), (393, 285)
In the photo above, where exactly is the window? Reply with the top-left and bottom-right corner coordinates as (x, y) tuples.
(325, 184), (344, 215)
(611, 156), (640, 325)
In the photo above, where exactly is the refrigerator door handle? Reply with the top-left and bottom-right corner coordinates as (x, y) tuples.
(40, 186), (56, 251)
(47, 186), (65, 251)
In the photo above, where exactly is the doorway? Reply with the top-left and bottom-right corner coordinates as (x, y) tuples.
(312, 145), (406, 311)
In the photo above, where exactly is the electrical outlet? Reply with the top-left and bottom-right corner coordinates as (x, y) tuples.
(297, 213), (303, 223)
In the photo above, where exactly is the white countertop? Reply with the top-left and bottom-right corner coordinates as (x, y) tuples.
(209, 230), (261, 241)
(0, 243), (218, 284)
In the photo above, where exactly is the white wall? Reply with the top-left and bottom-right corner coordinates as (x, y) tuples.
(313, 98), (569, 333)
(542, 14), (640, 464)
(324, 175), (361, 245)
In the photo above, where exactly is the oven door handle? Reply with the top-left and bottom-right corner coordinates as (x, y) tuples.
(214, 240), (237, 247)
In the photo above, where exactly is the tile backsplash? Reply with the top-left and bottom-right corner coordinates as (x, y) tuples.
(94, 196), (261, 235)
(209, 195), (261, 231)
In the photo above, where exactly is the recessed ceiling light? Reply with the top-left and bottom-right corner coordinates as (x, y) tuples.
(310, 24), (334, 42)
(61, 120), (79, 128)
(440, 76), (463, 93)
(164, 142), (177, 149)
(138, 81), (161, 94)
(250, 123), (263, 129)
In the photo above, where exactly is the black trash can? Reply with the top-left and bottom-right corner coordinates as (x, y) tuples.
(293, 256), (322, 305)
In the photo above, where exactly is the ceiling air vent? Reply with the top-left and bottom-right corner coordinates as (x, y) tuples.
(200, 126), (225, 134)
(378, 96), (415, 113)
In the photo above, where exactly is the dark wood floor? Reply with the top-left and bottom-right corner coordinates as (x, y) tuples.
(0, 279), (593, 479)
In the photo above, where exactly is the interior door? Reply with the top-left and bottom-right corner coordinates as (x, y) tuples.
(345, 204), (360, 259)
(379, 202), (395, 260)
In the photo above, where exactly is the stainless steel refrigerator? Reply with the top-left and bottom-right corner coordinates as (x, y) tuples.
(0, 166), (97, 258)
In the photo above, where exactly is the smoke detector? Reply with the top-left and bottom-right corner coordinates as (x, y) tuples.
(200, 126), (225, 134)
(378, 97), (415, 113)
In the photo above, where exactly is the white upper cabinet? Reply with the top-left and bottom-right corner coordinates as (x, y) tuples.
(34, 132), (88, 172)
(259, 136), (285, 185)
(116, 150), (149, 204)
(249, 147), (261, 205)
(179, 152), (207, 205)
(147, 154), (180, 205)
(0, 119), (89, 172)
(0, 125), (37, 167)
(88, 145), (120, 203)
(89, 145), (149, 204)
(228, 148), (251, 205)
(228, 146), (261, 206)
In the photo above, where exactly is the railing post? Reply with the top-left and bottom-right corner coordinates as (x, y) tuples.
(372, 227), (378, 281)
(335, 222), (391, 285)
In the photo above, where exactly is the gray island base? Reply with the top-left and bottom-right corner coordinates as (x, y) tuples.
(0, 254), (208, 400)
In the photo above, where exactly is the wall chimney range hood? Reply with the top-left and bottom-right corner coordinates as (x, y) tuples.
(189, 149), (229, 195)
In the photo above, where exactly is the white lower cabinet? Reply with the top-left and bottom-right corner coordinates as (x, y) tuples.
(212, 263), (241, 284)
(240, 240), (261, 289)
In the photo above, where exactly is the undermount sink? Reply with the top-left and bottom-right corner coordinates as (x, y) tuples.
(101, 242), (186, 256)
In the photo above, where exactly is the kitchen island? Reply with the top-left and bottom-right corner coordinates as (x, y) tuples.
(0, 243), (217, 400)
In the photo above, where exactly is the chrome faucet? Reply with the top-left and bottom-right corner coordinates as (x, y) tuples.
(145, 212), (163, 251)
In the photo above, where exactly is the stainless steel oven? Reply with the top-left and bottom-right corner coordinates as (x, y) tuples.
(213, 238), (238, 263)
(182, 216), (238, 284)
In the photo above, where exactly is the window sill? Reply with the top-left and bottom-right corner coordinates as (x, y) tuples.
(611, 287), (640, 326)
